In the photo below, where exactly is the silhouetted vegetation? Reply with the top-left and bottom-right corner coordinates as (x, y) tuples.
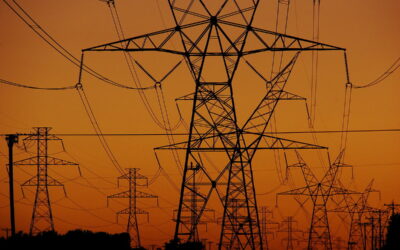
(0, 229), (131, 250)
(382, 213), (400, 250)
(165, 238), (204, 250)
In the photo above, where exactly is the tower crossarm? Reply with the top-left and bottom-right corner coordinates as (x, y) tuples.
(117, 207), (149, 215)
(83, 24), (197, 54)
(83, 22), (343, 56)
(329, 186), (360, 197)
(155, 133), (326, 151)
(21, 175), (64, 187)
(13, 156), (78, 166)
(108, 190), (130, 199)
(136, 190), (158, 199)
(238, 23), (344, 54)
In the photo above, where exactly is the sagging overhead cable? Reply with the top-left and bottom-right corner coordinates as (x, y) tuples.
(352, 56), (400, 89)
(101, 0), (184, 131)
(3, 0), (154, 90)
(0, 78), (76, 90)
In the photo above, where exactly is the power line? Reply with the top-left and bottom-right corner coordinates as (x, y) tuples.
(0, 78), (76, 90)
(352, 56), (400, 89)
(76, 85), (125, 175)
(1, 128), (399, 137)
(3, 0), (154, 90)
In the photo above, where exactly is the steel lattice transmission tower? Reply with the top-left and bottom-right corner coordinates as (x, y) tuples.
(331, 180), (377, 250)
(278, 151), (356, 250)
(277, 216), (302, 250)
(14, 127), (79, 235)
(82, 1), (344, 248)
(108, 168), (157, 249)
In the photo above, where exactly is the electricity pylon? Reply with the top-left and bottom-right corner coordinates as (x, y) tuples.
(108, 168), (157, 248)
(83, 1), (344, 248)
(331, 180), (377, 250)
(277, 216), (302, 250)
(13, 127), (79, 235)
(277, 151), (355, 249)
(259, 206), (277, 250)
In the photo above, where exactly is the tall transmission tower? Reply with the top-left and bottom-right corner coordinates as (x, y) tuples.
(13, 127), (79, 235)
(82, 1), (344, 248)
(108, 168), (157, 248)
(278, 151), (355, 249)
(172, 163), (215, 243)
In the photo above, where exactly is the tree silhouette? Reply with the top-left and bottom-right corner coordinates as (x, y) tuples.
(0, 229), (131, 250)
(383, 213), (400, 249)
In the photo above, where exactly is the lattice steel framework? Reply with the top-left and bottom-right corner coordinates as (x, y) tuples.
(83, 1), (344, 248)
(14, 127), (78, 235)
(278, 151), (355, 250)
(331, 180), (377, 250)
(277, 216), (302, 250)
(108, 168), (157, 248)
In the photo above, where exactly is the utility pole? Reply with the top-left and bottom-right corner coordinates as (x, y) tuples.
(5, 134), (18, 237)
(13, 127), (79, 235)
(108, 168), (157, 249)
(384, 201), (400, 216)
(83, 1), (344, 248)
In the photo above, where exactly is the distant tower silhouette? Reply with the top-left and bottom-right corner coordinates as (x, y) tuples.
(259, 206), (279, 250)
(278, 151), (354, 250)
(14, 127), (79, 235)
(108, 168), (157, 248)
(278, 216), (302, 250)
(331, 180), (377, 250)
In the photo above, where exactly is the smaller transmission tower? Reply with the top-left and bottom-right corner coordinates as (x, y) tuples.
(259, 206), (279, 250)
(277, 151), (355, 250)
(14, 127), (78, 235)
(108, 168), (158, 248)
(277, 216), (302, 250)
(331, 180), (377, 250)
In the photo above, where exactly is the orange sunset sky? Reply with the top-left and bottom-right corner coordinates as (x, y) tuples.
(0, 0), (399, 249)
